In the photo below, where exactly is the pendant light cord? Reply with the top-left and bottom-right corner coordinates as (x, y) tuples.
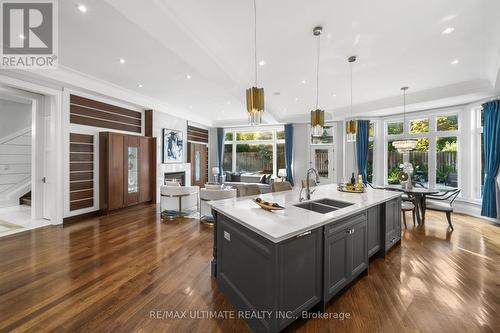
(254, 0), (257, 87)
(350, 61), (353, 118)
(316, 34), (320, 108)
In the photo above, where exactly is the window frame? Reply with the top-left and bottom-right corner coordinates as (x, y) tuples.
(223, 126), (285, 176)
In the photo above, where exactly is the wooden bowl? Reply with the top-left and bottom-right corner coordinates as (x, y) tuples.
(252, 199), (285, 211)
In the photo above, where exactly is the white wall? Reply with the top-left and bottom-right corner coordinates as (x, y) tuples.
(0, 99), (32, 138)
(153, 110), (190, 203)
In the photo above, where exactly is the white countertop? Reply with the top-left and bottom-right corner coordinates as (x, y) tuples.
(209, 184), (401, 243)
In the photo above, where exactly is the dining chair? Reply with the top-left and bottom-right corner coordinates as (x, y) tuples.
(272, 181), (293, 192)
(401, 201), (416, 228)
(424, 189), (461, 230)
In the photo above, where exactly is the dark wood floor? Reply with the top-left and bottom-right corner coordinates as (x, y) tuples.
(0, 204), (499, 333)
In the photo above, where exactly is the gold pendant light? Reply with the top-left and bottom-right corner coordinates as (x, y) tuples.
(246, 0), (264, 125)
(346, 55), (357, 142)
(310, 26), (325, 137)
(392, 87), (418, 152)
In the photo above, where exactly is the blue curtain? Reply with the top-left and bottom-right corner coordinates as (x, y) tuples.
(481, 100), (500, 218)
(216, 128), (225, 176)
(356, 120), (370, 183)
(284, 124), (294, 186)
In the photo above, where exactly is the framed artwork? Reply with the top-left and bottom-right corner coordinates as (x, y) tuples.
(162, 129), (183, 163)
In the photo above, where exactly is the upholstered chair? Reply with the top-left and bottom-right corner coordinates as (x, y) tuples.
(272, 181), (293, 192)
(200, 186), (237, 225)
(160, 185), (199, 219)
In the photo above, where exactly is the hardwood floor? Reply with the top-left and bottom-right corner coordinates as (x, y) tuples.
(0, 205), (498, 333)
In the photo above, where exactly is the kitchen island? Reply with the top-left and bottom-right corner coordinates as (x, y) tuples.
(209, 184), (402, 333)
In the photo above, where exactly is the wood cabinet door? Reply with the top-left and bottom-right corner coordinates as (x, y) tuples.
(108, 133), (125, 211)
(189, 143), (207, 187)
(324, 227), (351, 300)
(139, 137), (152, 203)
(125, 135), (140, 206)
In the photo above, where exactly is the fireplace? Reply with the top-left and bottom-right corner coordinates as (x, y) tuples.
(164, 171), (186, 186)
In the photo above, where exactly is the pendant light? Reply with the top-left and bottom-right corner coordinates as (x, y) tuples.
(392, 87), (418, 152)
(246, 0), (264, 125)
(310, 26), (325, 137)
(345, 55), (357, 142)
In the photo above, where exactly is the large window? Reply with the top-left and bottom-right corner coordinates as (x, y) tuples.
(387, 140), (403, 184)
(436, 136), (458, 186)
(385, 112), (459, 187)
(224, 127), (285, 176)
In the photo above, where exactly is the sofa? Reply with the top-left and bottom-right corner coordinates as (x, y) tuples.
(224, 172), (273, 194)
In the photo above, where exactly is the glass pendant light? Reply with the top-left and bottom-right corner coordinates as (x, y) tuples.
(246, 0), (264, 125)
(392, 87), (418, 152)
(310, 26), (325, 137)
(346, 56), (357, 142)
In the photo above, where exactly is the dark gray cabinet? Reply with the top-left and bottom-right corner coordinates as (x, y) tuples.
(324, 212), (367, 304)
(216, 214), (322, 333)
(367, 205), (381, 257)
(385, 197), (402, 251)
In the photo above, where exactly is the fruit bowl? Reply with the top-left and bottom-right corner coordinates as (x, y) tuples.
(252, 198), (285, 211)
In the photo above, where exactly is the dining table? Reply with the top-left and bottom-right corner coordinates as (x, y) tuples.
(383, 185), (447, 224)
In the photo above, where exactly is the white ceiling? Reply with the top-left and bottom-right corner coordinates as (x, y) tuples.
(58, 0), (500, 126)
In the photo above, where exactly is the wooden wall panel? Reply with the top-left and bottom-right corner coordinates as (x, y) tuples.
(187, 125), (208, 143)
(69, 133), (94, 211)
(70, 95), (142, 133)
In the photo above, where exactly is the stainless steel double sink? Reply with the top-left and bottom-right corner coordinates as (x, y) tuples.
(294, 198), (353, 214)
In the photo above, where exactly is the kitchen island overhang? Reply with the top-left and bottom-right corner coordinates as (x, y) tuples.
(209, 184), (402, 333)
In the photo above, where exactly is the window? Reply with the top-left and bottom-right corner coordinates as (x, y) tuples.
(223, 127), (285, 176)
(277, 143), (285, 171)
(236, 144), (273, 174)
(385, 112), (460, 187)
(223, 144), (232, 172)
(236, 131), (272, 141)
(311, 125), (334, 144)
(387, 122), (403, 135)
(436, 136), (458, 187)
(387, 140), (403, 184)
(367, 122), (375, 183)
(410, 118), (429, 133)
(437, 115), (458, 131)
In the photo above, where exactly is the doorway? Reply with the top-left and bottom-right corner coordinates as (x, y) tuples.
(0, 84), (51, 236)
(189, 142), (207, 188)
(310, 146), (336, 184)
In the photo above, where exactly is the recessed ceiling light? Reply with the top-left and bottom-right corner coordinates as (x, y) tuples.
(301, 80), (306, 84)
(138, 84), (143, 88)
(186, 74), (191, 79)
(450, 59), (459, 65)
(76, 4), (87, 13)
(119, 58), (125, 64)
(332, 93), (337, 97)
(226, 101), (231, 105)
(442, 27), (455, 35)
(259, 60), (266, 66)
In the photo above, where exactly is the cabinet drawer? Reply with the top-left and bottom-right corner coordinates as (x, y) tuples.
(325, 212), (367, 237)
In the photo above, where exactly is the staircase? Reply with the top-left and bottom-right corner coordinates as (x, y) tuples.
(19, 191), (31, 206)
(0, 128), (32, 208)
